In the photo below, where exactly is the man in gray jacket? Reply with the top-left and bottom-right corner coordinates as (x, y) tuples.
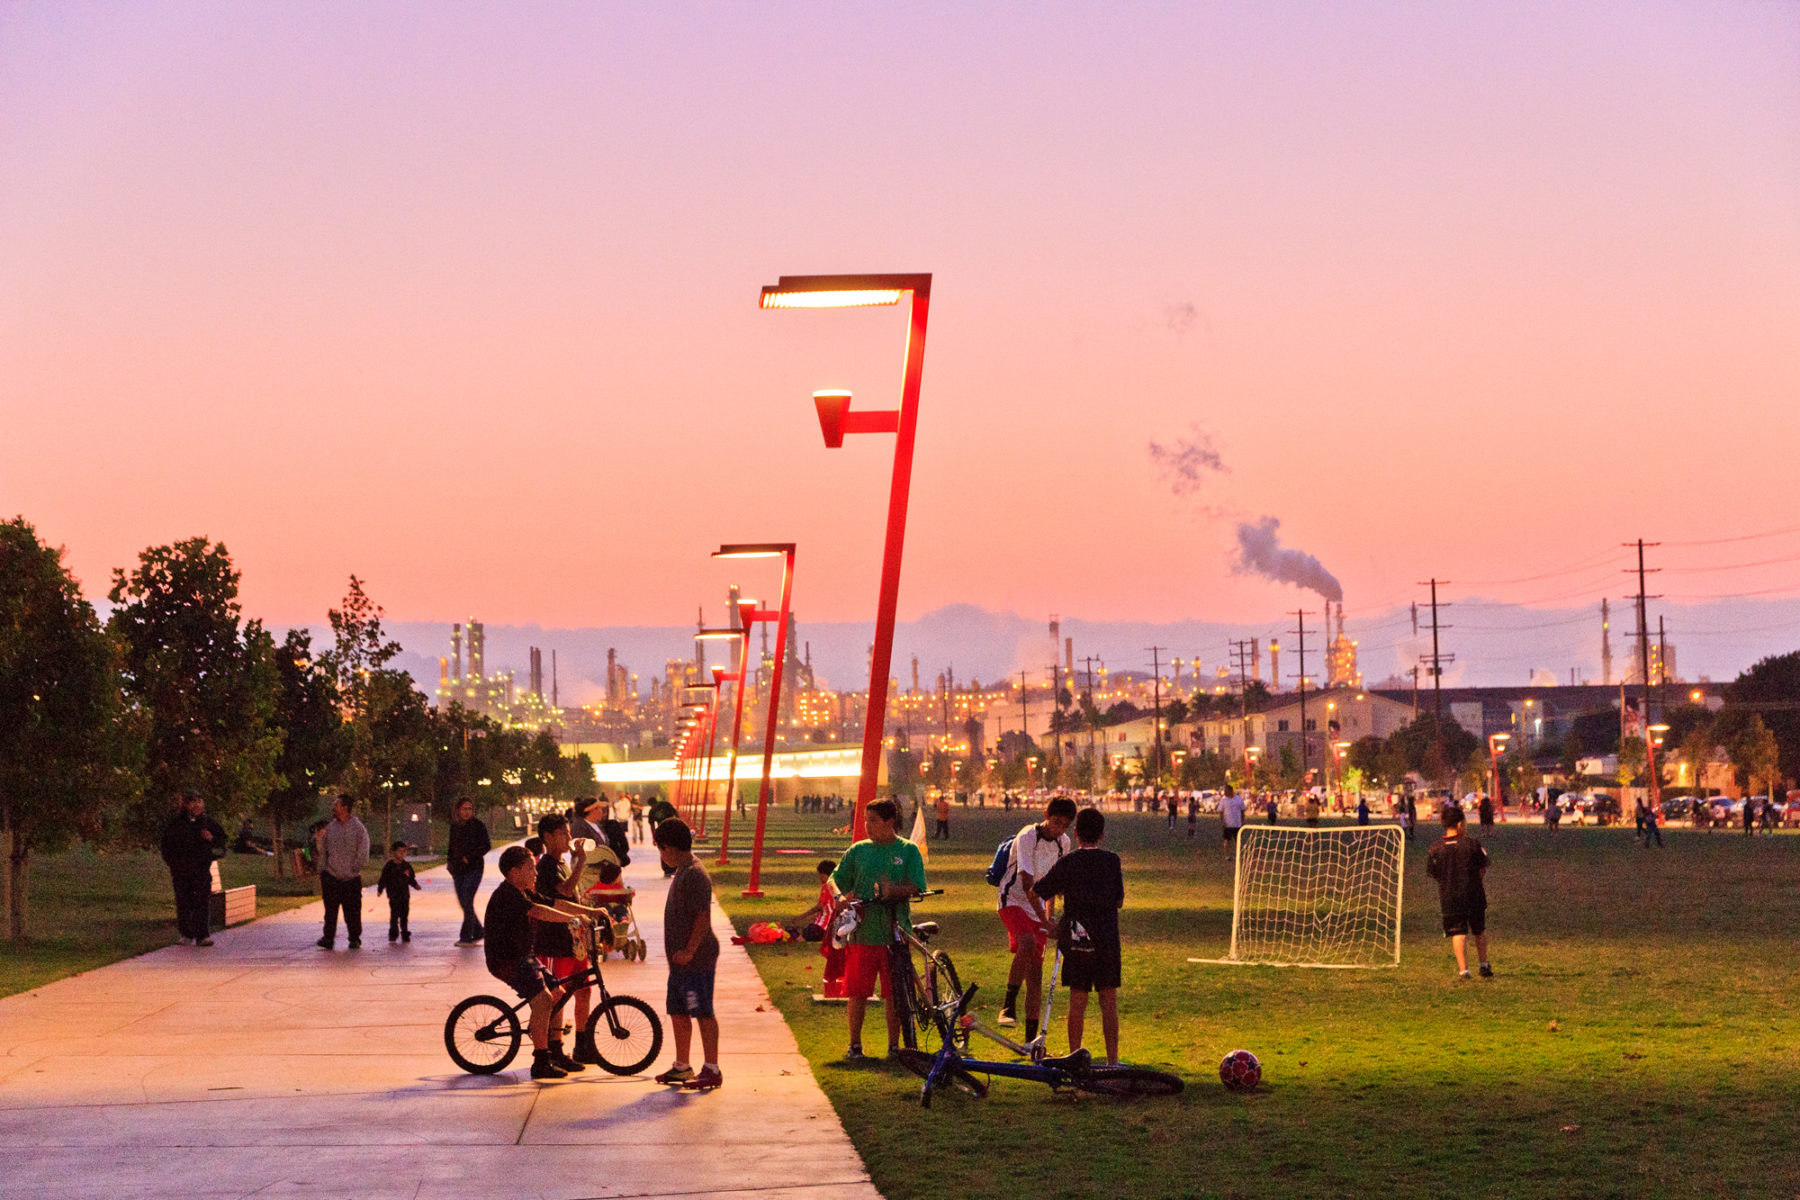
(315, 795), (370, 949)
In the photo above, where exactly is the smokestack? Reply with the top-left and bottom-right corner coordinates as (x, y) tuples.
(1065, 636), (1074, 673)
(451, 624), (463, 682)
(912, 654), (920, 694)
(1270, 639), (1281, 692)
(529, 647), (542, 699)
(439, 656), (449, 685)
(607, 648), (618, 703)
(551, 650), (558, 708)
(1251, 637), (1261, 682)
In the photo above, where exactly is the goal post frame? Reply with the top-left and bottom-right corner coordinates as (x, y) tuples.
(1196, 823), (1405, 970)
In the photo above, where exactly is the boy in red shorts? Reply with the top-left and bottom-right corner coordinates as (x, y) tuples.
(996, 797), (1076, 1041)
(830, 801), (927, 1061)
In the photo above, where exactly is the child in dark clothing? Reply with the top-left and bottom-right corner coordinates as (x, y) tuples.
(376, 841), (421, 942)
(1425, 803), (1493, 979)
(1031, 807), (1125, 1064)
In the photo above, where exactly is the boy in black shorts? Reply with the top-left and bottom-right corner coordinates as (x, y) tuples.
(484, 845), (597, 1080)
(1032, 807), (1125, 1064)
(652, 819), (722, 1091)
(1425, 803), (1493, 979)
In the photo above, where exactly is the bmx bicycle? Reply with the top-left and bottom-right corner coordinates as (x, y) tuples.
(444, 918), (663, 1076)
(895, 946), (1184, 1105)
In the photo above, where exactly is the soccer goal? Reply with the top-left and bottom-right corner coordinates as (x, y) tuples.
(1189, 825), (1404, 968)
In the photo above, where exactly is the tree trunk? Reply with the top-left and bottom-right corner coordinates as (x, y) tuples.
(271, 816), (286, 881)
(8, 825), (28, 943)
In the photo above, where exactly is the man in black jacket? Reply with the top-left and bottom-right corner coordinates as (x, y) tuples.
(161, 791), (226, 946)
(448, 798), (492, 946)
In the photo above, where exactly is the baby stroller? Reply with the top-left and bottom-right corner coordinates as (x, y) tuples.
(579, 845), (648, 963)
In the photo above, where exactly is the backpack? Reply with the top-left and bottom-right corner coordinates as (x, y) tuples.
(984, 836), (1016, 887)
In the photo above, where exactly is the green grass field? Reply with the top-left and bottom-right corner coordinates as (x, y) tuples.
(1, 845), (440, 999)
(707, 803), (1800, 1200)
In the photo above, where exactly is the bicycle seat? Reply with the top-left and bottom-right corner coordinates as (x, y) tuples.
(1041, 1048), (1092, 1072)
(911, 921), (938, 940)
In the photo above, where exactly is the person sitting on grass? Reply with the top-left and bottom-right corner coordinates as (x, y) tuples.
(1425, 802), (1493, 980)
(652, 818), (723, 1091)
(483, 845), (597, 1081)
(1031, 806), (1125, 1065)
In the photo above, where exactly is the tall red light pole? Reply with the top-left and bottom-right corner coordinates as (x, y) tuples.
(683, 686), (723, 838)
(711, 545), (797, 897)
(760, 273), (931, 841)
(695, 624), (752, 865)
(1487, 732), (1510, 822)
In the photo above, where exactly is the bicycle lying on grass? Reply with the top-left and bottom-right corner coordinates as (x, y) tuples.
(445, 919), (663, 1076)
(894, 945), (1184, 1105)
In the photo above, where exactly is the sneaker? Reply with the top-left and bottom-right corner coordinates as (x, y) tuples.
(996, 1010), (1018, 1028)
(401, 931), (411, 942)
(347, 939), (361, 949)
(454, 939), (476, 947)
(550, 1046), (585, 1073)
(1479, 963), (1494, 978)
(316, 938), (333, 950)
(196, 937), (214, 947)
(530, 1054), (567, 1081)
(1458, 969), (1471, 979)
(572, 1034), (603, 1066)
(389, 930), (399, 942)
(686, 1065), (723, 1091)
(655, 1064), (696, 1086)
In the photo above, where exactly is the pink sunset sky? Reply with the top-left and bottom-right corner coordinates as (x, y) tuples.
(5, 2), (1798, 634)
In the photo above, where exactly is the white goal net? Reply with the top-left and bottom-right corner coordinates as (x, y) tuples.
(1198, 825), (1404, 968)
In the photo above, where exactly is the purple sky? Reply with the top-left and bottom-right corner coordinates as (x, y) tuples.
(5, 3), (1797, 653)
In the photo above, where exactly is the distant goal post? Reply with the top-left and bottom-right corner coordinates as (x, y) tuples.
(1190, 824), (1404, 969)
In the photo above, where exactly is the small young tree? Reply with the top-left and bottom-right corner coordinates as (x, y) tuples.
(1, 519), (142, 939)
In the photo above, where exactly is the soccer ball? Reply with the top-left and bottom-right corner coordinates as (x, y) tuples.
(1219, 1049), (1261, 1092)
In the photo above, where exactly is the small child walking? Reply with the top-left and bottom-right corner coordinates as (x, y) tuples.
(1425, 803), (1492, 979)
(377, 841), (421, 942)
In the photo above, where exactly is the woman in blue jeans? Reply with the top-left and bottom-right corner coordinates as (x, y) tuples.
(448, 799), (492, 945)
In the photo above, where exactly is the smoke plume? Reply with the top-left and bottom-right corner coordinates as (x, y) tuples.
(1233, 515), (1343, 603)
(1147, 426), (1228, 497)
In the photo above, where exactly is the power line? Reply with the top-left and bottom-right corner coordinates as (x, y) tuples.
(1664, 525), (1800, 548)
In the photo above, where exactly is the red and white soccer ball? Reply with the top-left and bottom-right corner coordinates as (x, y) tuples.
(1219, 1049), (1261, 1092)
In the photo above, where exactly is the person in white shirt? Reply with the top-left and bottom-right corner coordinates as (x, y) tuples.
(1219, 784), (1246, 854)
(996, 797), (1075, 1042)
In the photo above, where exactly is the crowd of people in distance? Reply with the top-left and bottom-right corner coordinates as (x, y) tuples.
(792, 793), (848, 814)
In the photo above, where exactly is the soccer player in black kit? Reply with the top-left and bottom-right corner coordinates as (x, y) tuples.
(1425, 802), (1493, 979)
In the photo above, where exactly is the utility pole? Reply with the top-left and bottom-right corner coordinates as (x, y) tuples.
(1409, 664), (1420, 720)
(1289, 613), (1313, 783)
(1018, 669), (1030, 760)
(1146, 646), (1167, 782)
(1601, 598), (1613, 687)
(1416, 579), (1454, 726)
(1045, 660), (1063, 768)
(1624, 539), (1663, 804)
(1229, 638), (1256, 778)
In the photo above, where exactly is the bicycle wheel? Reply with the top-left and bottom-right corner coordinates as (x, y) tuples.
(923, 951), (966, 1047)
(894, 1047), (988, 1101)
(445, 995), (522, 1075)
(585, 995), (664, 1076)
(1076, 1066), (1185, 1098)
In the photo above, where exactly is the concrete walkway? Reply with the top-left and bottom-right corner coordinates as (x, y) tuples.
(0, 841), (879, 1200)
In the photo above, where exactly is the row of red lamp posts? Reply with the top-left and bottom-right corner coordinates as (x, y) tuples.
(666, 274), (932, 898)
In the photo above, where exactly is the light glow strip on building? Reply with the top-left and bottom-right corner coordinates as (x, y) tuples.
(590, 746), (863, 785)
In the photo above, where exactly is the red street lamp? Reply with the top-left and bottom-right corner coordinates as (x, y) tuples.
(760, 273), (931, 841)
(695, 627), (750, 865)
(684, 684), (723, 837)
(1487, 732), (1511, 822)
(712, 544), (797, 897)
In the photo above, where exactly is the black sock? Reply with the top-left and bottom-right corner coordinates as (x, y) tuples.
(1026, 1019), (1039, 1042)
(1003, 985), (1020, 1013)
